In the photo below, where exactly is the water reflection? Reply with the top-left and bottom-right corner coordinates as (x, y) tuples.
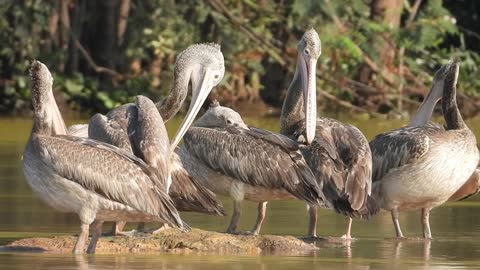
(1, 117), (480, 269)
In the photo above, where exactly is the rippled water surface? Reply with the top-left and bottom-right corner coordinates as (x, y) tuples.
(1, 116), (480, 269)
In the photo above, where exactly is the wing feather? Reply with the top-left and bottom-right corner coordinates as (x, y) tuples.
(369, 126), (436, 182)
(169, 152), (225, 215)
(300, 118), (377, 218)
(36, 134), (184, 228)
(88, 113), (133, 153)
(183, 126), (325, 205)
(67, 124), (88, 138)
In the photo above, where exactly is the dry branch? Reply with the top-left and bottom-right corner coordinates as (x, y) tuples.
(70, 34), (120, 77)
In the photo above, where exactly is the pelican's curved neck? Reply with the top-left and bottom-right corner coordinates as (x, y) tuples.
(32, 90), (67, 136)
(156, 67), (191, 122)
(280, 57), (305, 137)
(442, 80), (465, 130)
(409, 88), (439, 127)
(131, 98), (170, 173)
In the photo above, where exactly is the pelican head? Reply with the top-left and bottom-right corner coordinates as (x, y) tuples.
(409, 59), (461, 127)
(297, 28), (321, 144)
(431, 59), (460, 101)
(171, 43), (225, 149)
(194, 100), (248, 129)
(29, 60), (67, 135)
(444, 58), (460, 87)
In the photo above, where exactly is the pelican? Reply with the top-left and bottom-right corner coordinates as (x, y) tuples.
(178, 101), (326, 235)
(113, 93), (225, 232)
(280, 28), (377, 239)
(70, 43), (226, 234)
(370, 59), (479, 238)
(22, 60), (185, 254)
(399, 62), (480, 203)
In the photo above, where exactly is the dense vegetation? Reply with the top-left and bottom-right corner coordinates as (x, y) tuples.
(1, 0), (479, 117)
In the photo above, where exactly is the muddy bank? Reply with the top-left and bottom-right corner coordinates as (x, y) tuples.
(2, 228), (318, 255)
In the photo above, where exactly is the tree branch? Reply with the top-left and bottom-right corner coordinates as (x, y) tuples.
(207, 0), (286, 65)
(70, 33), (120, 77)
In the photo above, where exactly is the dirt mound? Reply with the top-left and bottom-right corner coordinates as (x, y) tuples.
(2, 228), (318, 255)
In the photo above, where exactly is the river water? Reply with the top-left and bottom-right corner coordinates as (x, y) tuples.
(1, 115), (480, 269)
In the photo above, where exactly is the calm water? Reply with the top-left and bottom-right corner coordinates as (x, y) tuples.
(1, 115), (480, 269)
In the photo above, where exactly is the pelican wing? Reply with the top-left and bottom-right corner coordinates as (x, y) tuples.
(169, 151), (226, 215)
(67, 124), (88, 138)
(35, 134), (184, 228)
(88, 113), (133, 153)
(183, 126), (324, 205)
(369, 126), (435, 182)
(300, 118), (376, 218)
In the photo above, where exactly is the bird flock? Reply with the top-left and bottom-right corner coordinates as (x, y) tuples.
(22, 28), (480, 254)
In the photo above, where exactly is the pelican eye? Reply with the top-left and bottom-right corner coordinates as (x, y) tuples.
(226, 119), (233, 125)
(305, 49), (310, 55)
(214, 74), (220, 80)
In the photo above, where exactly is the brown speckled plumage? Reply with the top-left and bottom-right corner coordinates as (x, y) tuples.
(179, 103), (324, 234)
(22, 60), (184, 254)
(295, 118), (377, 218)
(129, 95), (225, 215)
(280, 29), (375, 238)
(81, 44), (226, 218)
(184, 126), (325, 206)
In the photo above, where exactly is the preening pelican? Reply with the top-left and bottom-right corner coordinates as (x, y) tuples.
(178, 101), (326, 235)
(370, 60), (479, 238)
(408, 62), (480, 203)
(128, 94), (225, 218)
(280, 28), (377, 239)
(22, 61), (185, 254)
(70, 44), (226, 234)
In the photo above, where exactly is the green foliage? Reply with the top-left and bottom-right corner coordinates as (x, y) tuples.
(0, 1), (53, 113)
(1, 0), (479, 115)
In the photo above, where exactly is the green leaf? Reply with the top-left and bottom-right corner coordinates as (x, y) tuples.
(64, 79), (83, 95)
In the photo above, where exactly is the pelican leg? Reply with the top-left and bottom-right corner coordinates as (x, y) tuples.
(87, 220), (104, 254)
(226, 200), (242, 234)
(391, 208), (404, 238)
(73, 223), (89, 254)
(421, 208), (432, 239)
(248, 201), (268, 235)
(341, 218), (353, 239)
(307, 204), (318, 238)
(152, 223), (171, 234)
(106, 221), (136, 236)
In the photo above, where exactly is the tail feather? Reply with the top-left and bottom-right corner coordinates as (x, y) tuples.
(181, 220), (191, 232)
(170, 165), (226, 216)
(332, 195), (378, 219)
(291, 162), (328, 207)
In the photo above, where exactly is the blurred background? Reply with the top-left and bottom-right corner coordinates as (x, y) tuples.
(1, 0), (479, 119)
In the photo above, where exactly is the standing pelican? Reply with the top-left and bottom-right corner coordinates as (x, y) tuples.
(22, 61), (185, 254)
(179, 101), (326, 235)
(72, 43), (226, 234)
(370, 60), (479, 238)
(405, 62), (480, 203)
(280, 28), (377, 239)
